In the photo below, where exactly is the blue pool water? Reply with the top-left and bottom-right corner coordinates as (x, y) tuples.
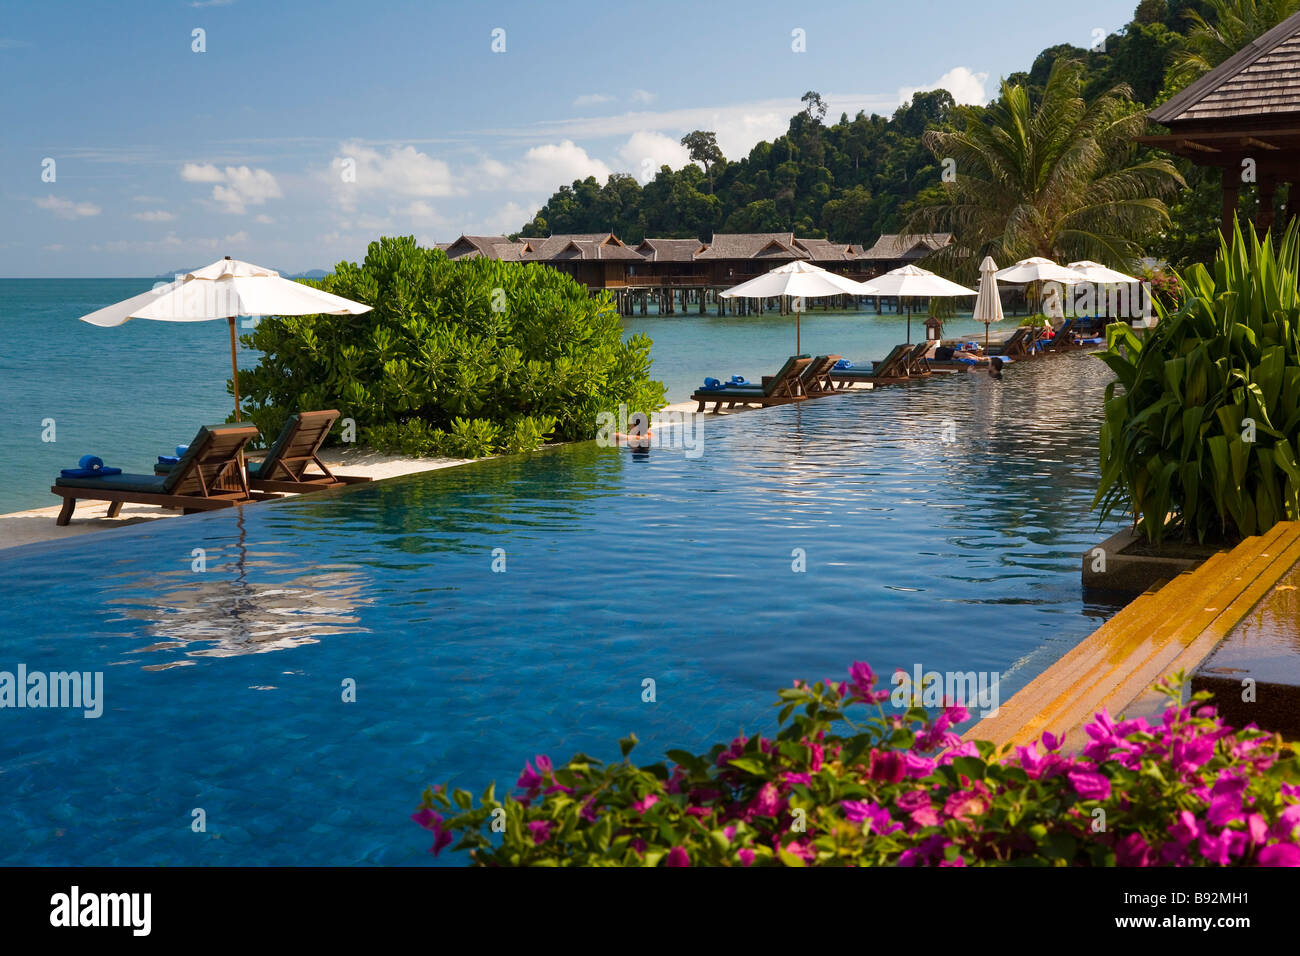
(0, 353), (1124, 865)
(0, 277), (1012, 513)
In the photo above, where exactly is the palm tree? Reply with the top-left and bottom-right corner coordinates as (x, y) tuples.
(1168, 0), (1300, 90)
(908, 58), (1184, 274)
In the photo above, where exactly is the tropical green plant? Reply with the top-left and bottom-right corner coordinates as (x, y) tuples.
(237, 236), (666, 459)
(909, 58), (1184, 278)
(414, 661), (1300, 867)
(1095, 217), (1300, 544)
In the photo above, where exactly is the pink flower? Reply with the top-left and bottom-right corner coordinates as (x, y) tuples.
(535, 754), (553, 775)
(784, 771), (813, 788)
(631, 794), (659, 813)
(665, 846), (690, 867)
(1258, 844), (1300, 866)
(942, 785), (990, 822)
(842, 800), (902, 834)
(1067, 768), (1111, 801)
(748, 782), (784, 819)
(809, 741), (824, 773)
(516, 761), (543, 791)
(1114, 832), (1153, 866)
(849, 661), (889, 703)
(904, 752), (937, 778)
(1042, 731), (1064, 751)
(896, 790), (931, 812)
(411, 809), (453, 856)
(526, 820), (552, 845)
(737, 848), (756, 867)
(868, 749), (906, 783)
(939, 741), (979, 765)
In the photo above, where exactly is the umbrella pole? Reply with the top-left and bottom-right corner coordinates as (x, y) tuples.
(795, 299), (801, 355)
(227, 316), (242, 422)
(227, 315), (246, 487)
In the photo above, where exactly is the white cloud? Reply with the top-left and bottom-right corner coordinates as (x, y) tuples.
(182, 162), (282, 214)
(574, 93), (614, 108)
(254, 214), (274, 224)
(180, 163), (226, 183)
(132, 194), (165, 203)
(327, 141), (456, 212)
(899, 67), (989, 107)
(475, 200), (532, 235)
(133, 210), (176, 222)
(629, 89), (655, 105)
(474, 140), (611, 193)
(35, 195), (101, 219)
(617, 131), (691, 179)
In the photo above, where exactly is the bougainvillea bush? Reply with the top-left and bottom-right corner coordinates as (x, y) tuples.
(414, 663), (1300, 866)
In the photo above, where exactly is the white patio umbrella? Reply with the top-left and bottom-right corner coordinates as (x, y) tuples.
(79, 256), (372, 421)
(861, 264), (976, 344)
(718, 260), (877, 355)
(994, 256), (1087, 316)
(1066, 260), (1142, 320)
(973, 256), (1004, 350)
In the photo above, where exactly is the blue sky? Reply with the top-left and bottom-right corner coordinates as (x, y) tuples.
(1, 0), (1142, 277)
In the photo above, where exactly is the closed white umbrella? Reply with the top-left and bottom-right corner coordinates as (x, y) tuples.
(973, 256), (1004, 350)
(719, 260), (877, 354)
(861, 264), (976, 343)
(80, 256), (372, 421)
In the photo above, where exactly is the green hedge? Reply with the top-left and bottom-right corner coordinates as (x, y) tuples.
(237, 236), (666, 458)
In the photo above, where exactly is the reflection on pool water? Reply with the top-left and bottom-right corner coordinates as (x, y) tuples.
(0, 353), (1124, 865)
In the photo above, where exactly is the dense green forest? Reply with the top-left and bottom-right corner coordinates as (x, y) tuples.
(517, 0), (1296, 270)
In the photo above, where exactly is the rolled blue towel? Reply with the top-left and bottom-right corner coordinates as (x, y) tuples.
(61, 466), (122, 478)
(78, 454), (104, 472)
(175, 445), (189, 457)
(701, 377), (722, 391)
(729, 375), (749, 385)
(833, 359), (854, 370)
(157, 455), (181, 465)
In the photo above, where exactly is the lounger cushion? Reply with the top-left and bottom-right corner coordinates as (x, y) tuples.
(55, 473), (170, 494)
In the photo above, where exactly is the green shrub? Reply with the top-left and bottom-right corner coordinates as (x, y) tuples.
(1096, 217), (1300, 544)
(237, 236), (666, 458)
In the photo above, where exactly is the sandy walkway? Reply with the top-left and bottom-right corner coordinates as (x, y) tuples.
(0, 448), (471, 553)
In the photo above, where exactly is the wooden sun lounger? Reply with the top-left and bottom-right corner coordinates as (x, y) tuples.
(242, 410), (371, 494)
(829, 343), (913, 389)
(52, 423), (278, 525)
(691, 355), (811, 412)
(900, 341), (934, 376)
(993, 326), (1046, 359)
(798, 355), (843, 397)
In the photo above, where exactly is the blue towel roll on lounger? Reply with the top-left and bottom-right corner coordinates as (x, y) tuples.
(157, 455), (181, 465)
(175, 445), (188, 457)
(833, 359), (854, 370)
(78, 455), (104, 472)
(729, 375), (749, 385)
(701, 377), (723, 390)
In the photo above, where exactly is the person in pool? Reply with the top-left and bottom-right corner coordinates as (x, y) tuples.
(989, 356), (1004, 380)
(614, 412), (653, 452)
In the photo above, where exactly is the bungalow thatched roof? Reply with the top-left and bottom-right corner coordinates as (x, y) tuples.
(520, 233), (644, 261)
(695, 233), (808, 260)
(634, 238), (707, 261)
(441, 235), (512, 260)
(857, 233), (954, 261)
(793, 238), (855, 261)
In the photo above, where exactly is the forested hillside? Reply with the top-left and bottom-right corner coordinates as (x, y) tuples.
(518, 0), (1295, 269)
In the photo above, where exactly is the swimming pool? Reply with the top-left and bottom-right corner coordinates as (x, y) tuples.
(0, 353), (1123, 865)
